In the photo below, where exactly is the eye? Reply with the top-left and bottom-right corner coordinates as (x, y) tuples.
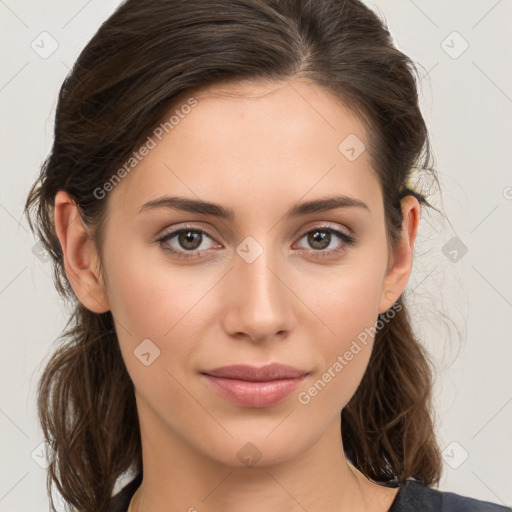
(294, 226), (356, 259)
(156, 226), (219, 260)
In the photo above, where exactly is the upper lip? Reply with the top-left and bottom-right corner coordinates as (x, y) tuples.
(201, 364), (309, 382)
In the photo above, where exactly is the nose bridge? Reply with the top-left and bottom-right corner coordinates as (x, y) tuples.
(223, 236), (295, 339)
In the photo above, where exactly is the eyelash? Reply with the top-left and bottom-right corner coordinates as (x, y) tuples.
(156, 225), (357, 261)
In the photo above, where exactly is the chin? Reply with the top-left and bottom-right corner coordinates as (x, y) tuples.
(193, 426), (316, 469)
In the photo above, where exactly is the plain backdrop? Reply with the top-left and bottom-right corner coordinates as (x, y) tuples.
(1, 0), (511, 510)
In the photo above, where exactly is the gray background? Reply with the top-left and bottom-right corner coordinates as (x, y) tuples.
(1, 0), (511, 510)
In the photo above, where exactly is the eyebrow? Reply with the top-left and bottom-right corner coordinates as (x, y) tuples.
(137, 194), (371, 219)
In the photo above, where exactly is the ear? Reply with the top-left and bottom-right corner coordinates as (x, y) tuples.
(378, 195), (420, 314)
(54, 190), (110, 313)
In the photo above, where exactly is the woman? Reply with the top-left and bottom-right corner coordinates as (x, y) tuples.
(24, 0), (510, 511)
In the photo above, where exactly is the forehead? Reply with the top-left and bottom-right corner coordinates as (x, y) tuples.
(108, 78), (381, 218)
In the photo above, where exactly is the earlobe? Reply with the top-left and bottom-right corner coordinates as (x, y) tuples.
(54, 190), (110, 313)
(378, 195), (421, 314)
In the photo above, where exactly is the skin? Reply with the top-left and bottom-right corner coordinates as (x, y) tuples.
(54, 77), (420, 512)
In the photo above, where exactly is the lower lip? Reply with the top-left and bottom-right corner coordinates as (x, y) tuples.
(201, 374), (308, 408)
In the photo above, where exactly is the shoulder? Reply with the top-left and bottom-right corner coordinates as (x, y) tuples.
(389, 479), (511, 512)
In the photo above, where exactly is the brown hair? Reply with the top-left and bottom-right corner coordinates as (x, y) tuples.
(24, 0), (445, 510)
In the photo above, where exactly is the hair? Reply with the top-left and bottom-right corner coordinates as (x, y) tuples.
(24, 0), (446, 510)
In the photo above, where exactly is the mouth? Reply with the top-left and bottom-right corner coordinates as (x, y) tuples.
(200, 363), (310, 408)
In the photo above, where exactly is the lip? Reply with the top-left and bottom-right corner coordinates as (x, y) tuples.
(200, 364), (310, 408)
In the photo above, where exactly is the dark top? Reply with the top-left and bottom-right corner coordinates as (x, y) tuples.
(107, 471), (511, 512)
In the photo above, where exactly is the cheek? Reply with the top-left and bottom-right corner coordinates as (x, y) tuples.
(105, 254), (206, 415)
(306, 253), (386, 343)
(297, 296), (378, 419)
(298, 255), (386, 410)
(103, 235), (213, 339)
(101, 239), (207, 383)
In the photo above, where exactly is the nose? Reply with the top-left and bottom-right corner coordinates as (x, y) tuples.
(221, 241), (296, 343)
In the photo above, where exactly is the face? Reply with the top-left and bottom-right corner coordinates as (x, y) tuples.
(82, 78), (412, 469)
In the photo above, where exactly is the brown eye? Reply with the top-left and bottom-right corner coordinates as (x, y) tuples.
(157, 227), (218, 259)
(295, 226), (356, 259)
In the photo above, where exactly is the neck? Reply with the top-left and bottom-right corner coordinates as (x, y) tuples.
(133, 402), (380, 512)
